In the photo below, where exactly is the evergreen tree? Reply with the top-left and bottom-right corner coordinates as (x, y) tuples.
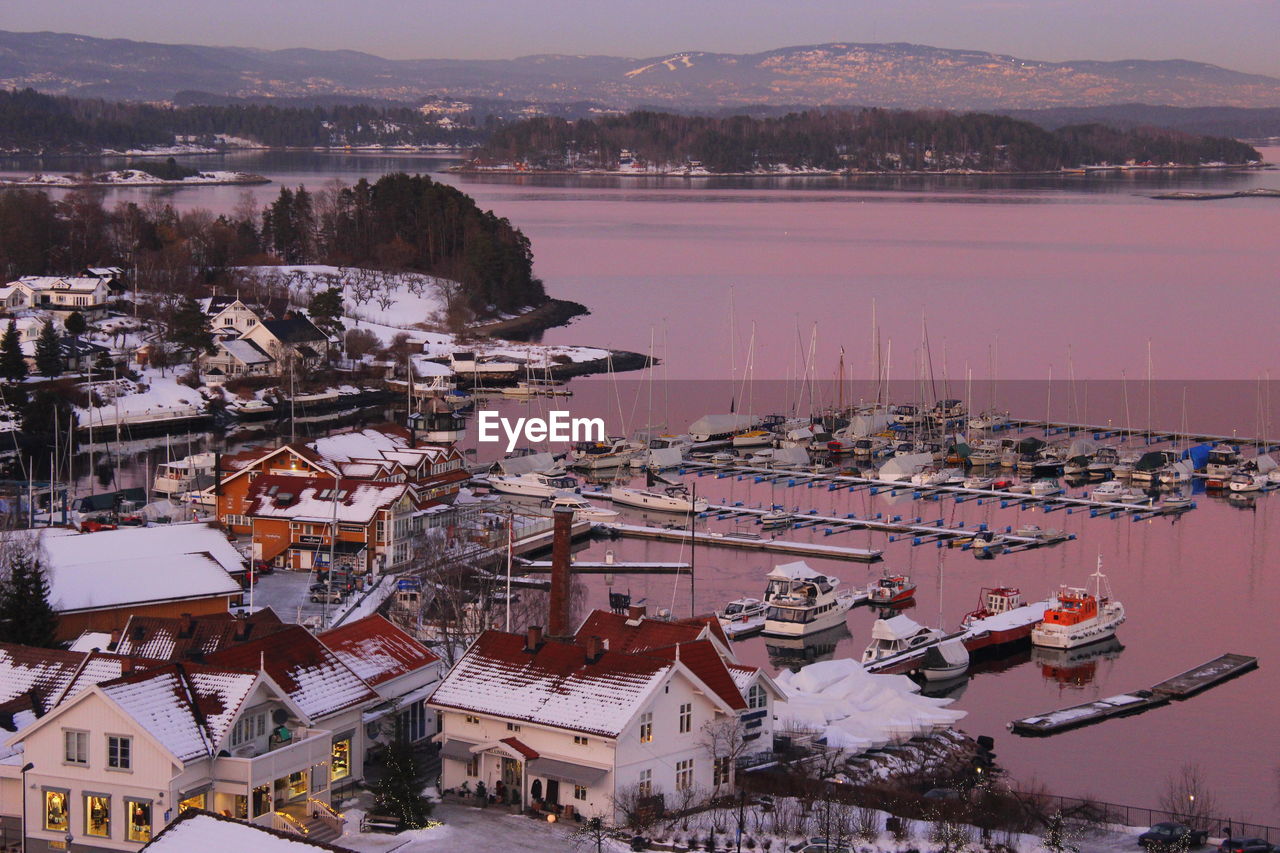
(34, 320), (62, 377)
(372, 717), (433, 827)
(167, 299), (215, 356)
(63, 310), (87, 338)
(1, 319), (27, 383)
(0, 551), (60, 648)
(308, 287), (346, 342)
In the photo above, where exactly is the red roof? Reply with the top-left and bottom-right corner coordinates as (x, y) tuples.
(319, 614), (440, 686)
(500, 736), (539, 760)
(575, 610), (714, 654)
(649, 640), (748, 711)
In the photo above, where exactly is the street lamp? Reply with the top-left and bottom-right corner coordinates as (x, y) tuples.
(20, 762), (33, 853)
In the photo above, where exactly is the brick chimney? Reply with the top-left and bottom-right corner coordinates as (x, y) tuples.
(547, 505), (574, 638)
(627, 604), (647, 623)
(525, 625), (544, 653)
(584, 635), (605, 663)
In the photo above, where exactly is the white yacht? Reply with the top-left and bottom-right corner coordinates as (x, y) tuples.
(153, 452), (218, 497)
(861, 614), (947, 665)
(489, 470), (580, 498)
(609, 484), (708, 514)
(543, 493), (618, 522)
(570, 437), (639, 470)
(761, 561), (864, 637)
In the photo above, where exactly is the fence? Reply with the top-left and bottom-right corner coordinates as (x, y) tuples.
(1018, 790), (1280, 845)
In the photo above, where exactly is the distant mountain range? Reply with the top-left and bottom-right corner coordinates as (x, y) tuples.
(4, 30), (1280, 111)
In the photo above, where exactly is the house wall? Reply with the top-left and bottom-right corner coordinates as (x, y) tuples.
(210, 303), (261, 336)
(21, 693), (179, 852)
(57, 597), (234, 643)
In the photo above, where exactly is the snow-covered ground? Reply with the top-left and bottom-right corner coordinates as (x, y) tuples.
(76, 370), (209, 429)
(0, 170), (267, 187)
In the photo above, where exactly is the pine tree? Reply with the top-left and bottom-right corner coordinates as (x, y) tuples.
(0, 551), (60, 648)
(34, 320), (62, 377)
(308, 287), (345, 343)
(372, 717), (433, 828)
(167, 299), (215, 356)
(1, 319), (27, 383)
(63, 310), (87, 338)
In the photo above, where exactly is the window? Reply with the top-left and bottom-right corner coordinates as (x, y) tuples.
(678, 703), (692, 734)
(125, 798), (151, 842)
(465, 755), (480, 777)
(464, 714), (480, 725)
(405, 701), (427, 742)
(85, 793), (110, 837)
(44, 790), (69, 832)
(639, 712), (653, 743)
(63, 729), (88, 765)
(714, 756), (731, 787)
(311, 764), (328, 793)
(230, 711), (267, 747)
(574, 785), (588, 801)
(107, 735), (132, 770)
(637, 769), (652, 798)
(252, 784), (272, 818)
(233, 795), (249, 820)
(331, 735), (352, 781)
(178, 792), (206, 813)
(748, 684), (768, 709)
(507, 722), (521, 732)
(676, 759), (694, 791)
(573, 735), (589, 746)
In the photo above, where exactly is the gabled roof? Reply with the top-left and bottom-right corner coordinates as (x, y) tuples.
(0, 643), (90, 718)
(218, 338), (273, 366)
(575, 610), (732, 658)
(114, 610), (289, 661)
(259, 316), (327, 345)
(318, 614), (439, 687)
(647, 640), (747, 712)
(428, 630), (673, 738)
(142, 809), (351, 852)
(206, 626), (378, 720)
(244, 474), (407, 524)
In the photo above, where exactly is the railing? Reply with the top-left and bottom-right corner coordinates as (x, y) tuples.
(307, 798), (346, 836)
(272, 810), (309, 836)
(1016, 790), (1280, 845)
(214, 727), (333, 786)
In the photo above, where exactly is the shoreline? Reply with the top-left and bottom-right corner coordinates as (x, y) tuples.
(0, 171), (271, 188)
(451, 161), (1269, 178)
(465, 298), (589, 340)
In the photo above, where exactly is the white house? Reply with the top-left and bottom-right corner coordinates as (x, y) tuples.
(205, 298), (264, 339)
(2, 276), (113, 316)
(428, 613), (782, 823)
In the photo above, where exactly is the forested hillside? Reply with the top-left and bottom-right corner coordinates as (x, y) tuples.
(473, 110), (1262, 172)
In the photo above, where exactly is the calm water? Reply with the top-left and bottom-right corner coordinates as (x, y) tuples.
(11, 150), (1280, 820)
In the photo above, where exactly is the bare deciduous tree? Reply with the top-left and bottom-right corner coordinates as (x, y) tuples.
(1159, 763), (1220, 828)
(699, 716), (749, 798)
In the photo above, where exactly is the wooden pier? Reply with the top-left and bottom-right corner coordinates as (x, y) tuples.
(601, 522), (883, 562)
(516, 559), (691, 575)
(1010, 652), (1258, 736)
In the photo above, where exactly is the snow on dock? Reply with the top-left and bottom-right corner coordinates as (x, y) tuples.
(600, 521), (883, 562)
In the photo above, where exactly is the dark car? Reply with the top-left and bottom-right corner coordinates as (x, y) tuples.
(1219, 839), (1275, 853)
(1139, 822), (1209, 849)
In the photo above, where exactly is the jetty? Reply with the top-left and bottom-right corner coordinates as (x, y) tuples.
(601, 522), (883, 562)
(1009, 653), (1258, 736)
(516, 559), (691, 575)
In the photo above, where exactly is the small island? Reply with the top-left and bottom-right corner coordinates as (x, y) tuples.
(1, 157), (269, 187)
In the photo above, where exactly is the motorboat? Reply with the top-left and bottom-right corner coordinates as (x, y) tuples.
(890, 404), (924, 427)
(1029, 478), (1063, 496)
(570, 437), (639, 470)
(716, 597), (767, 638)
(542, 493), (619, 522)
(866, 573), (916, 605)
(1091, 481), (1130, 501)
(1088, 446), (1119, 477)
(732, 429), (774, 448)
(850, 435), (892, 459)
(227, 398), (275, 419)
(610, 484), (708, 514)
(963, 475), (995, 490)
(861, 614), (946, 665)
(1228, 471), (1267, 492)
(760, 509), (793, 529)
(153, 452), (218, 497)
(1015, 524), (1064, 542)
(761, 561), (864, 637)
(968, 410), (1010, 431)
(489, 470), (581, 498)
(919, 638), (970, 681)
(1204, 443), (1241, 479)
(1030, 559), (1126, 650)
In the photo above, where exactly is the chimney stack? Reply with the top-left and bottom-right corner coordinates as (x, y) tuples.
(627, 604), (647, 623)
(584, 635), (605, 663)
(547, 506), (574, 638)
(525, 625), (544, 652)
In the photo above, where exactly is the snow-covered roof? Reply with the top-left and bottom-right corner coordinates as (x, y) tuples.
(318, 614), (439, 688)
(410, 355), (453, 377)
(144, 810), (349, 852)
(114, 610), (289, 661)
(245, 475), (407, 524)
(218, 337), (274, 365)
(14, 275), (105, 294)
(767, 560), (825, 581)
(28, 524), (243, 614)
(575, 610), (730, 657)
(429, 630), (672, 737)
(67, 632), (114, 653)
(871, 615), (928, 642)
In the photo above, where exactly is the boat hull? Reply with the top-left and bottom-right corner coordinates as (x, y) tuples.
(1031, 608), (1125, 650)
(762, 599), (854, 637)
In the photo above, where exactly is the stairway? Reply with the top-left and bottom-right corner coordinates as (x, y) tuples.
(297, 814), (343, 844)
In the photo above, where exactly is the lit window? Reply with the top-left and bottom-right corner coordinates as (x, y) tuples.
(639, 712), (652, 744)
(178, 792), (206, 813)
(574, 785), (587, 801)
(63, 730), (88, 765)
(464, 714), (480, 725)
(85, 793), (111, 837)
(678, 703), (692, 734)
(44, 790), (69, 832)
(507, 722), (521, 732)
(637, 769), (652, 798)
(125, 799), (151, 842)
(574, 735), (589, 746)
(331, 736), (352, 781)
(107, 735), (131, 770)
(676, 759), (694, 791)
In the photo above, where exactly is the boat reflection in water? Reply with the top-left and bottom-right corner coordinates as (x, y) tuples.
(917, 672), (969, 700)
(1032, 636), (1125, 688)
(765, 622), (851, 670)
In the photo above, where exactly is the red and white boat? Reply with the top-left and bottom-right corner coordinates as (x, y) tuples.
(959, 587), (1054, 652)
(1030, 559), (1126, 650)
(867, 573), (917, 605)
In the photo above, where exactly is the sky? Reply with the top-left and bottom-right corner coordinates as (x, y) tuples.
(3, 0), (1280, 77)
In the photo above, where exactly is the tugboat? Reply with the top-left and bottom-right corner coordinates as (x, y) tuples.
(866, 573), (917, 605)
(1030, 558), (1126, 650)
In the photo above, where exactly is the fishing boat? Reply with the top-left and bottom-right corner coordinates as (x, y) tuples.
(489, 470), (580, 498)
(867, 573), (916, 605)
(542, 493), (619, 522)
(716, 597), (768, 638)
(761, 561), (864, 637)
(1030, 559), (1126, 650)
(610, 484), (708, 514)
(153, 452), (218, 497)
(960, 587), (1053, 652)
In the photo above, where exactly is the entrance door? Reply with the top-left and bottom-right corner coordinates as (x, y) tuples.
(545, 779), (560, 805)
(501, 758), (522, 806)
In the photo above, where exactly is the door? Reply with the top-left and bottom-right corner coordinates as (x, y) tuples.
(501, 757), (522, 806)
(544, 779), (560, 805)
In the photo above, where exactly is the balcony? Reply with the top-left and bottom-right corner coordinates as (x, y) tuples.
(214, 727), (333, 787)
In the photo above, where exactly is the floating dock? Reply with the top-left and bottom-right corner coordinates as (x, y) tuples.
(601, 522), (883, 562)
(1010, 652), (1258, 736)
(516, 559), (691, 575)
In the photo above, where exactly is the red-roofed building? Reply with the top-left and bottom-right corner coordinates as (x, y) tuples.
(429, 614), (781, 823)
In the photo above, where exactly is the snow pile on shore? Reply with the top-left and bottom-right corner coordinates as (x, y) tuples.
(774, 659), (966, 752)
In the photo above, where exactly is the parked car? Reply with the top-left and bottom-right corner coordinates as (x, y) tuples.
(1219, 839), (1275, 853)
(252, 559), (274, 575)
(308, 583), (345, 604)
(80, 519), (118, 532)
(1139, 823), (1209, 849)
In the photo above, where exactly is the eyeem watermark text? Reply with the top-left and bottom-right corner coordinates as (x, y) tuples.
(477, 410), (605, 452)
